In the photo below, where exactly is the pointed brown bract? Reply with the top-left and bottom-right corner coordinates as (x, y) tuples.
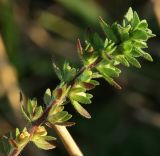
(9, 139), (18, 149)
(47, 122), (76, 128)
(82, 82), (95, 90)
(55, 88), (63, 99)
(56, 122), (76, 127)
(19, 91), (23, 102)
(77, 39), (83, 55)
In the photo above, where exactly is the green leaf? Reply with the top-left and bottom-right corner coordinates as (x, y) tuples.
(16, 128), (20, 137)
(96, 65), (122, 89)
(71, 92), (92, 104)
(0, 137), (12, 154)
(122, 40), (133, 52)
(27, 98), (37, 117)
(49, 105), (64, 117)
(33, 136), (56, 150)
(86, 30), (103, 50)
(71, 100), (91, 119)
(90, 80), (100, 85)
(83, 51), (99, 66)
(131, 11), (140, 29)
(125, 55), (141, 68)
(146, 29), (156, 38)
(20, 97), (31, 122)
(70, 87), (86, 94)
(41, 136), (56, 141)
(92, 72), (102, 78)
(105, 68), (120, 77)
(58, 114), (72, 122)
(86, 93), (93, 99)
(130, 49), (142, 57)
(32, 106), (43, 121)
(23, 98), (43, 121)
(97, 61), (121, 78)
(92, 33), (103, 50)
(99, 17), (118, 43)
(125, 7), (133, 22)
(48, 111), (69, 124)
(53, 63), (62, 81)
(31, 98), (37, 111)
(43, 88), (52, 105)
(135, 48), (153, 62)
(115, 55), (130, 67)
(142, 52), (153, 62)
(79, 70), (92, 82)
(133, 40), (147, 48)
(137, 20), (148, 29)
(117, 24), (130, 41)
(104, 38), (109, 48)
(131, 29), (148, 40)
(27, 99), (32, 116)
(62, 61), (77, 82)
(33, 126), (47, 137)
(105, 41), (117, 54)
(69, 85), (93, 104)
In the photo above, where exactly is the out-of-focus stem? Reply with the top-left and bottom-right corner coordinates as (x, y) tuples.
(53, 125), (83, 156)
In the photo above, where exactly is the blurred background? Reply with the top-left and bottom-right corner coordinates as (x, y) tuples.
(0, 0), (160, 155)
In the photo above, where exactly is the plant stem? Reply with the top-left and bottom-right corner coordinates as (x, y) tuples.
(53, 125), (83, 156)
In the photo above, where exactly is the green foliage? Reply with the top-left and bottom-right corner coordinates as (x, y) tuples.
(80, 7), (155, 89)
(0, 128), (30, 154)
(72, 100), (91, 118)
(15, 128), (30, 147)
(43, 88), (52, 106)
(53, 62), (77, 82)
(0, 126), (56, 153)
(21, 97), (43, 122)
(44, 86), (73, 125)
(31, 126), (56, 150)
(47, 105), (72, 124)
(0, 7), (155, 155)
(69, 87), (93, 104)
(0, 136), (12, 155)
(69, 7), (155, 117)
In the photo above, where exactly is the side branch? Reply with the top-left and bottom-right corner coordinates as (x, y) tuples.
(10, 58), (101, 156)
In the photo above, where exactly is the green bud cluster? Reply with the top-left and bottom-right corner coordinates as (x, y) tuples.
(68, 7), (155, 118)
